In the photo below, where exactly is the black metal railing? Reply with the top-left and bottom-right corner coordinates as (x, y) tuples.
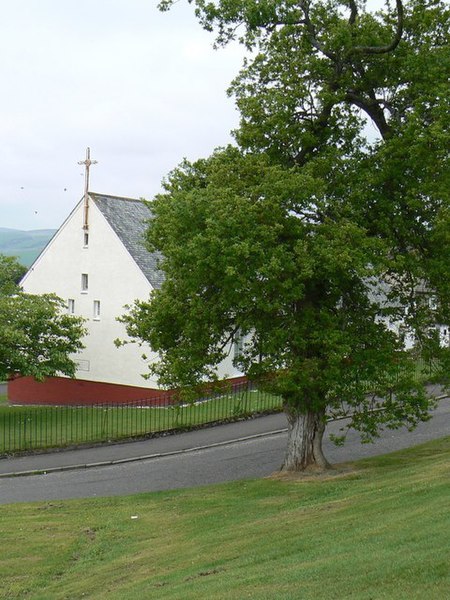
(0, 380), (282, 455)
(0, 357), (442, 456)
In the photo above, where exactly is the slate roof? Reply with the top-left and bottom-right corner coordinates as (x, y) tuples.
(90, 193), (164, 289)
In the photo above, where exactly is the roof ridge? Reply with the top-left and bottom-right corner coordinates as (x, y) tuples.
(89, 192), (145, 203)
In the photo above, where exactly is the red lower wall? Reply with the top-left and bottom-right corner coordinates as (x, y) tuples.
(7, 375), (249, 406)
(7, 376), (170, 406)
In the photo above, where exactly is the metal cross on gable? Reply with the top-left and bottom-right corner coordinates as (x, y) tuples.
(78, 147), (98, 230)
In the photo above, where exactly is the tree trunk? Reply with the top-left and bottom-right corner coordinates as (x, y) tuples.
(281, 405), (331, 471)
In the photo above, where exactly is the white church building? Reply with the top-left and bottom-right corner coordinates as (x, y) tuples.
(8, 190), (243, 405)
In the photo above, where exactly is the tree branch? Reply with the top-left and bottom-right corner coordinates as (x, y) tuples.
(299, 0), (336, 61)
(344, 90), (392, 139)
(348, 0), (358, 25)
(293, 99), (335, 165)
(352, 0), (404, 55)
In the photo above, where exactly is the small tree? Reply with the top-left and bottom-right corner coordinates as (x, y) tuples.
(0, 255), (86, 382)
(122, 0), (449, 470)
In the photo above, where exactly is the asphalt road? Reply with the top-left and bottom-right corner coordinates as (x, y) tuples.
(0, 397), (448, 504)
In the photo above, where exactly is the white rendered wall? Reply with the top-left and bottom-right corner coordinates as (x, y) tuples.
(22, 199), (160, 388)
(21, 197), (243, 389)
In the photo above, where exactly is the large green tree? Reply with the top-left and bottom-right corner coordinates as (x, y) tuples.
(123, 0), (449, 470)
(0, 255), (86, 382)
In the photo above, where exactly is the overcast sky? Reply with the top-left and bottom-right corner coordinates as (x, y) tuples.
(0, 0), (244, 230)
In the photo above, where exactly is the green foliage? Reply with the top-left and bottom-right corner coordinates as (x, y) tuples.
(0, 254), (86, 381)
(123, 146), (447, 441)
(122, 0), (449, 464)
(0, 254), (26, 295)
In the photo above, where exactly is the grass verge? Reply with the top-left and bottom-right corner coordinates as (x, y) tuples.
(1, 437), (449, 599)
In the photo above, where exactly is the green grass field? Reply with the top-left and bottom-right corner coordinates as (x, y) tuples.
(1, 437), (449, 599)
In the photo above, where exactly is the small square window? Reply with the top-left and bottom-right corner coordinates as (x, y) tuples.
(81, 273), (89, 292)
(93, 300), (101, 320)
(67, 299), (75, 314)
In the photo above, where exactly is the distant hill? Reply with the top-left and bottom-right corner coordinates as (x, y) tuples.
(0, 227), (57, 267)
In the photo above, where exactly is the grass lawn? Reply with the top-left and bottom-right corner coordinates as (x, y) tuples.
(1, 437), (449, 599)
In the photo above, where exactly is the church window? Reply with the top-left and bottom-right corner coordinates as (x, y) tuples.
(233, 330), (245, 359)
(67, 299), (75, 314)
(93, 300), (101, 320)
(83, 232), (89, 247)
(81, 273), (89, 292)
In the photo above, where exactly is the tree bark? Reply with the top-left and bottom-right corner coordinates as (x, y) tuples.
(281, 405), (331, 471)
